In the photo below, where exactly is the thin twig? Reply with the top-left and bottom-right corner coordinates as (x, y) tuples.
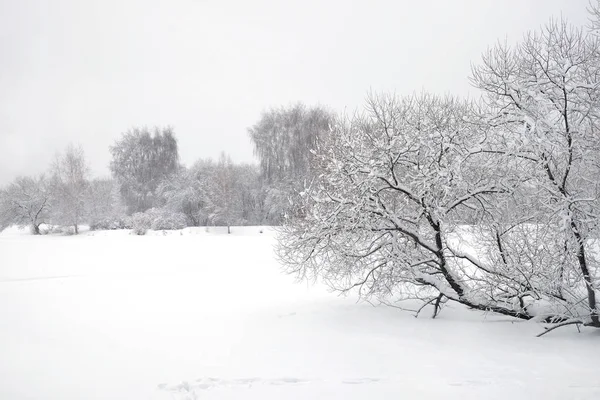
(536, 319), (583, 337)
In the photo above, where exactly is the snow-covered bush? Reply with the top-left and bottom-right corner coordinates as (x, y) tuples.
(89, 217), (126, 231)
(150, 210), (187, 230)
(125, 208), (187, 234)
(126, 212), (153, 235)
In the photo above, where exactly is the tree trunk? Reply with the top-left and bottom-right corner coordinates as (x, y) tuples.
(32, 224), (40, 235)
(74, 224), (79, 235)
(227, 225), (231, 234)
(431, 216), (535, 321)
(570, 221), (599, 326)
(432, 294), (444, 319)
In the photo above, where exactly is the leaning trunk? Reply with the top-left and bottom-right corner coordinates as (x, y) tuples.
(431, 217), (535, 321)
(570, 220), (599, 326)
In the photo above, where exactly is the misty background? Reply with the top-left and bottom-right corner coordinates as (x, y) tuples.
(0, 0), (589, 185)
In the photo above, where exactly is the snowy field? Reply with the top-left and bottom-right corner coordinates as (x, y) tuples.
(1, 227), (599, 400)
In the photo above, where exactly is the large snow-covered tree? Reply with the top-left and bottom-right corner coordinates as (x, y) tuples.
(110, 126), (179, 214)
(0, 175), (51, 234)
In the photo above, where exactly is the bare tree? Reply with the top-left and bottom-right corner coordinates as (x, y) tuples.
(0, 175), (50, 234)
(51, 144), (90, 234)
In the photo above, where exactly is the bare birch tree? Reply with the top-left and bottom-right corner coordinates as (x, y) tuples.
(206, 152), (242, 234)
(51, 144), (90, 234)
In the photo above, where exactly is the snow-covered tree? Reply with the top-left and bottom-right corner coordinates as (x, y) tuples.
(110, 126), (179, 214)
(472, 18), (600, 327)
(86, 178), (126, 230)
(157, 165), (208, 227)
(50, 144), (90, 234)
(156, 159), (266, 229)
(235, 163), (265, 226)
(0, 175), (51, 234)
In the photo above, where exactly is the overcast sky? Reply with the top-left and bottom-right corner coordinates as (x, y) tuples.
(0, 0), (591, 185)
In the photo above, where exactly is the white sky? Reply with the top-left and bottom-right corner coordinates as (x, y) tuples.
(0, 0), (591, 184)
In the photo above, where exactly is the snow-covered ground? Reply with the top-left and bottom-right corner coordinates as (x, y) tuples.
(1, 226), (599, 400)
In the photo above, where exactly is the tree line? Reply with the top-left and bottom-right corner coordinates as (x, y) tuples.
(0, 105), (333, 235)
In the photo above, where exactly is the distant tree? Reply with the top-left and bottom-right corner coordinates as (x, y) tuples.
(85, 178), (125, 230)
(109, 126), (179, 214)
(50, 144), (90, 234)
(0, 175), (51, 234)
(235, 163), (265, 226)
(206, 152), (243, 233)
(248, 103), (333, 222)
(156, 159), (266, 229)
(157, 165), (208, 226)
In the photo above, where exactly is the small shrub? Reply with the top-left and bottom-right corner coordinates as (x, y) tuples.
(90, 217), (126, 231)
(151, 211), (187, 230)
(125, 208), (188, 234)
(126, 212), (152, 235)
(45, 225), (68, 234)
